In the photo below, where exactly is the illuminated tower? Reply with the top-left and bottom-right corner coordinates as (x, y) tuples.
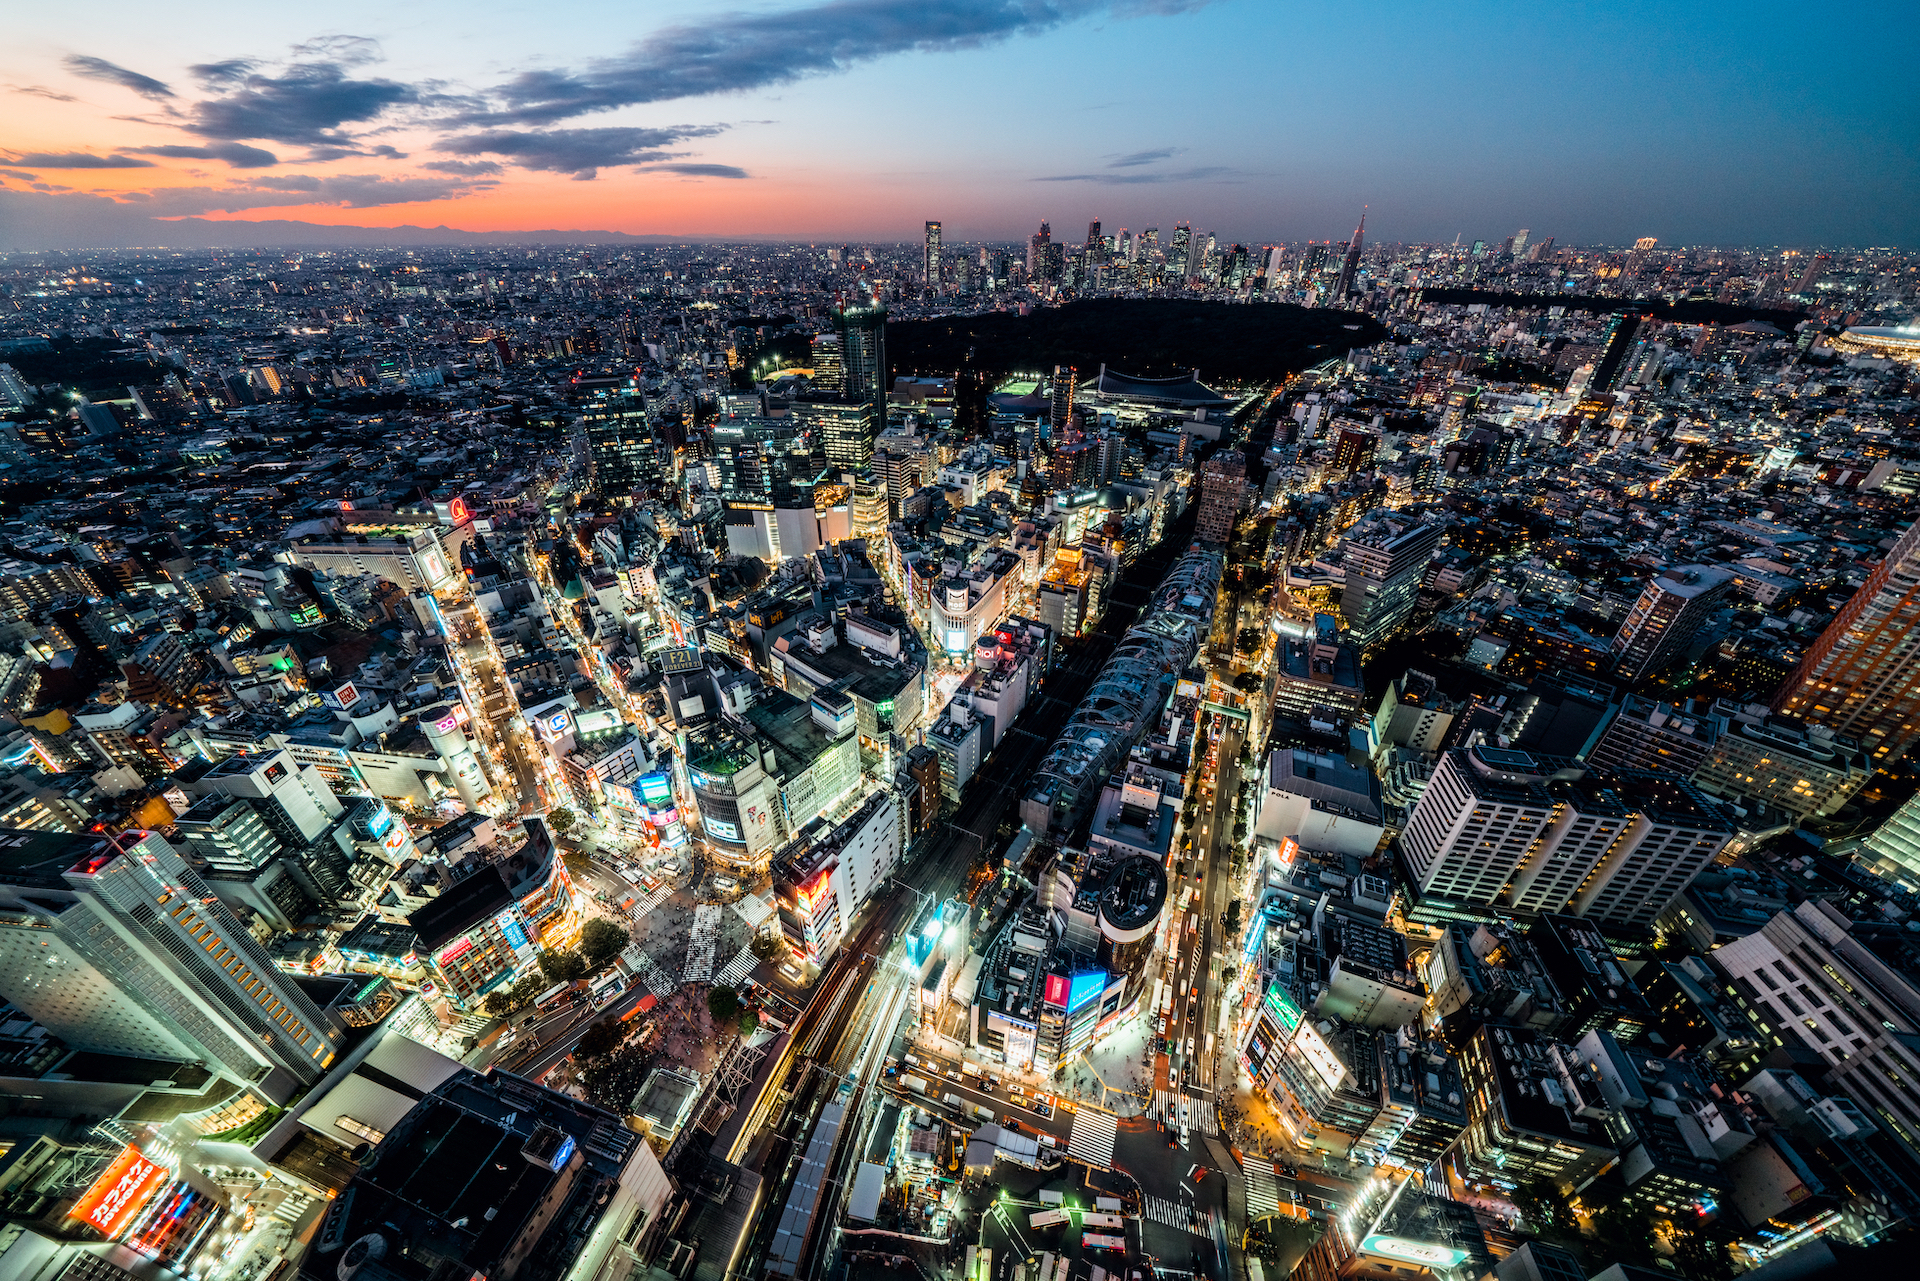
(923, 220), (942, 289)
(832, 284), (888, 430)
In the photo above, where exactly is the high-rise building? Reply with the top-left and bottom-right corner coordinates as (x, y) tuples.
(1609, 564), (1735, 680)
(1193, 450), (1246, 544)
(1337, 516), (1442, 652)
(1085, 219), (1101, 251)
(809, 333), (844, 395)
(1716, 900), (1920, 1161)
(1049, 365), (1076, 436)
(1584, 694), (1724, 776)
(1510, 228), (1531, 258)
(796, 398), (876, 473)
(581, 380), (657, 500)
(1772, 519), (1920, 765)
(1400, 746), (1732, 929)
(1027, 220), (1051, 277)
(1336, 211), (1366, 298)
(0, 827), (343, 1091)
(923, 220), (942, 288)
(830, 288), (888, 429)
(1168, 222), (1192, 280)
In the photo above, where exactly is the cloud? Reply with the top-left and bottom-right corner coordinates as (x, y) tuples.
(7, 151), (156, 168)
(188, 62), (418, 144)
(1109, 147), (1176, 167)
(1032, 165), (1237, 183)
(0, 169), (38, 181)
(63, 55), (175, 101)
(439, 124), (726, 179)
(469, 0), (1210, 125)
(129, 142), (280, 168)
(188, 60), (256, 87)
(423, 158), (504, 175)
(641, 163), (750, 179)
(94, 172), (493, 217)
(8, 84), (78, 102)
(305, 143), (407, 162)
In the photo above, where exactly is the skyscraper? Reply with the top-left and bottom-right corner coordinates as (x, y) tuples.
(923, 220), (942, 289)
(1027, 221), (1051, 277)
(582, 378), (657, 500)
(1511, 228), (1531, 259)
(1168, 222), (1192, 280)
(831, 285), (888, 431)
(1085, 219), (1101, 251)
(1609, 565), (1735, 681)
(1773, 519), (1920, 764)
(1194, 450), (1246, 544)
(1049, 365), (1076, 436)
(0, 827), (344, 1091)
(810, 333), (845, 395)
(1338, 515), (1442, 652)
(1337, 211), (1366, 298)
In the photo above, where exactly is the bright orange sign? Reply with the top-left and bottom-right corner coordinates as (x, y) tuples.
(71, 1145), (167, 1238)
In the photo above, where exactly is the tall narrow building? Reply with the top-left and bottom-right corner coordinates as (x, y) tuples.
(1049, 365), (1076, 437)
(1773, 519), (1920, 765)
(923, 220), (942, 289)
(1609, 565), (1735, 681)
(1336, 210), (1366, 298)
(831, 285), (888, 433)
(1194, 451), (1246, 545)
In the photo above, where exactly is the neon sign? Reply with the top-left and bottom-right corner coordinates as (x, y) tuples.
(1068, 971), (1107, 1014)
(71, 1146), (167, 1239)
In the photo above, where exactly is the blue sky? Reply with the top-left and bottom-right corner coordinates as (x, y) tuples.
(1, 0), (1914, 247)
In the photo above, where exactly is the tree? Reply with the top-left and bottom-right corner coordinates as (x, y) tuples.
(483, 990), (516, 1019)
(1512, 1176), (1579, 1242)
(1232, 671), (1261, 692)
(539, 947), (588, 984)
(739, 1007), (760, 1037)
(1589, 1201), (1660, 1270)
(576, 1019), (623, 1060)
(750, 932), (786, 963)
(546, 807), (577, 834)
(707, 985), (742, 1025)
(1669, 1221), (1736, 1281)
(580, 917), (627, 969)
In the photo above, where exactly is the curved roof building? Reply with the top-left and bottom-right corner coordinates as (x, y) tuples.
(1830, 326), (1920, 364)
(1090, 364), (1231, 409)
(1020, 546), (1222, 836)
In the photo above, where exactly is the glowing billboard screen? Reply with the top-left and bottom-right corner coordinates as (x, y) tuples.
(1068, 971), (1107, 1014)
(1264, 983), (1303, 1034)
(1044, 974), (1070, 1007)
(1361, 1237), (1471, 1269)
(637, 772), (674, 804)
(71, 1145), (167, 1239)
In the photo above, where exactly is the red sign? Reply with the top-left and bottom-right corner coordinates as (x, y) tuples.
(1045, 974), (1070, 1007)
(71, 1145), (167, 1238)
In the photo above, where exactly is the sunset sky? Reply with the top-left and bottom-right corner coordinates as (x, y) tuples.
(2, 0), (1914, 249)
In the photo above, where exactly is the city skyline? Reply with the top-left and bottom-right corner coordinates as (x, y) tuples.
(2, 0), (1915, 250)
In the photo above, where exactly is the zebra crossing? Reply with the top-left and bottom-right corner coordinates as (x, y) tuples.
(1150, 1089), (1218, 1135)
(1065, 1107), (1119, 1169)
(630, 951), (677, 999)
(714, 944), (757, 988)
(1141, 1195), (1221, 1238)
(1245, 1161), (1281, 1216)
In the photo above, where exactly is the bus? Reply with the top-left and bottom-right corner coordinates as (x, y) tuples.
(589, 972), (624, 1007)
(534, 982), (574, 1012)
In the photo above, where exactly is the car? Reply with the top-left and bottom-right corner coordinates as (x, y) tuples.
(1189, 1165), (1207, 1183)
(1157, 1017), (1167, 1035)
(1038, 1133), (1059, 1148)
(1003, 1117), (1022, 1131)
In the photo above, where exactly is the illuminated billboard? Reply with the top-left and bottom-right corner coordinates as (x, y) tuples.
(944, 628), (968, 653)
(1044, 974), (1070, 1008)
(71, 1145), (167, 1239)
(1361, 1237), (1471, 1269)
(637, 772), (674, 804)
(1068, 971), (1108, 1014)
(1263, 982), (1303, 1033)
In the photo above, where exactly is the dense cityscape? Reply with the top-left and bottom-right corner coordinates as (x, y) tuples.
(0, 209), (1915, 1281)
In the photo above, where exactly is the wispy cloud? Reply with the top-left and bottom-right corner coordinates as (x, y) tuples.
(63, 55), (175, 101)
(467, 0), (1212, 126)
(641, 162), (750, 179)
(1108, 147), (1176, 167)
(129, 142), (280, 168)
(439, 125), (729, 180)
(6, 151), (157, 168)
(1033, 165), (1236, 183)
(8, 84), (78, 102)
(109, 172), (492, 215)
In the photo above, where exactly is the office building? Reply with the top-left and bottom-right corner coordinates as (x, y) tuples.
(1525, 914), (1656, 1041)
(581, 380), (658, 499)
(795, 397), (876, 473)
(1453, 1022), (1617, 1189)
(1773, 518), (1920, 764)
(1049, 365), (1076, 435)
(1609, 565), (1734, 680)
(831, 289), (888, 428)
(1717, 900), (1920, 1158)
(1585, 694), (1724, 776)
(1338, 516), (1442, 652)
(1194, 450), (1246, 544)
(1335, 212), (1365, 298)
(923, 220), (941, 287)
(0, 827), (343, 1093)
(1863, 789), (1920, 883)
(772, 789), (899, 967)
(1291, 1179), (1490, 1281)
(1690, 700), (1871, 820)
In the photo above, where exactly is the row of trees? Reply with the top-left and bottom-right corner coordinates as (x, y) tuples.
(478, 917), (629, 1018)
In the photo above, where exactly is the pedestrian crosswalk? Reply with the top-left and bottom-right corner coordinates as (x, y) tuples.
(714, 944), (756, 988)
(1066, 1107), (1119, 1169)
(1150, 1089), (1218, 1136)
(1141, 1195), (1221, 1238)
(629, 951), (677, 999)
(1246, 1161), (1281, 1216)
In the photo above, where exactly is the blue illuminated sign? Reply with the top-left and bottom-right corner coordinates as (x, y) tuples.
(501, 919), (529, 952)
(1067, 971), (1107, 1014)
(367, 803), (394, 839)
(637, 771), (674, 804)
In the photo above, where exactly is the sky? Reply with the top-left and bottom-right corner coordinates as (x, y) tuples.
(1, 0), (1915, 250)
